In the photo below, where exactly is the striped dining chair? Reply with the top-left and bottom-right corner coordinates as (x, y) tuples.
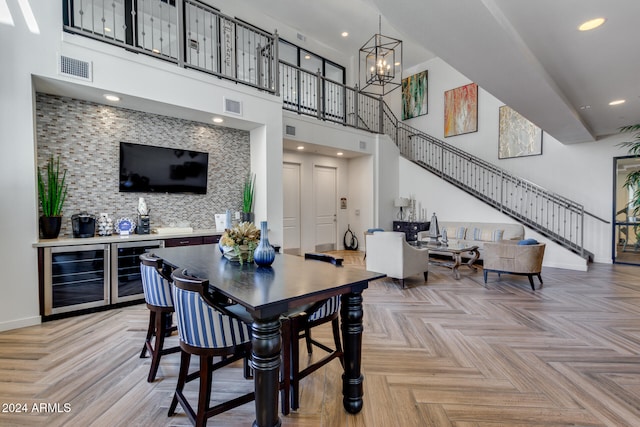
(280, 253), (344, 415)
(168, 268), (254, 427)
(139, 253), (180, 382)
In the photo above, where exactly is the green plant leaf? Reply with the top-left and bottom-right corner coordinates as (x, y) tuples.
(37, 156), (68, 217)
(242, 173), (255, 213)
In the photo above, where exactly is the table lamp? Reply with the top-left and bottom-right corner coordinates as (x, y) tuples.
(394, 197), (410, 221)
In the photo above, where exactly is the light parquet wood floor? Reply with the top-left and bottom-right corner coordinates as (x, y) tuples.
(1, 252), (640, 426)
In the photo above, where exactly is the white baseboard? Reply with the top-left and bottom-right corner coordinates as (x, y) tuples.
(542, 260), (588, 272)
(0, 316), (41, 332)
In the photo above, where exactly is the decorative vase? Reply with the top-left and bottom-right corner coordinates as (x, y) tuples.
(137, 197), (148, 215)
(254, 221), (276, 267)
(97, 213), (114, 236)
(40, 216), (62, 239)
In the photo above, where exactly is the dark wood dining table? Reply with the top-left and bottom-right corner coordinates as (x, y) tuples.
(152, 245), (385, 427)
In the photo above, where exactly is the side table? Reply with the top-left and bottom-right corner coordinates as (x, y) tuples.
(393, 221), (430, 242)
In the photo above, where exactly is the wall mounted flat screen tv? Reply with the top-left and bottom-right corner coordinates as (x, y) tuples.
(119, 142), (209, 194)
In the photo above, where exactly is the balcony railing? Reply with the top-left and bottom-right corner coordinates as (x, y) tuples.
(63, 0), (278, 94)
(62, 0), (591, 258)
(279, 61), (381, 132)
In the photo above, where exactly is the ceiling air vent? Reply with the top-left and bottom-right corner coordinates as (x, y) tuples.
(58, 55), (92, 81)
(285, 125), (296, 136)
(223, 97), (242, 115)
(359, 141), (367, 150)
(296, 33), (307, 42)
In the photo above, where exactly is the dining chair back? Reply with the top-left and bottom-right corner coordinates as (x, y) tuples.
(168, 268), (254, 427)
(139, 253), (180, 382)
(280, 254), (344, 415)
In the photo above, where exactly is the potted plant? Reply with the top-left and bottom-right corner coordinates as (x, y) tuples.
(37, 156), (68, 239)
(620, 124), (640, 217)
(241, 173), (255, 223)
(619, 124), (640, 245)
(220, 221), (260, 264)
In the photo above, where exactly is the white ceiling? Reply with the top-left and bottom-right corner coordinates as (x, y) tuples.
(222, 0), (640, 144)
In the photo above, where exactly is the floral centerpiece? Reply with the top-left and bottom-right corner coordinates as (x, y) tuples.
(220, 222), (261, 264)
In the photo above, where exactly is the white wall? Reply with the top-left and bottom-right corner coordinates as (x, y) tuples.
(347, 155), (375, 247)
(388, 57), (631, 264)
(375, 136), (401, 230)
(0, 2), (283, 331)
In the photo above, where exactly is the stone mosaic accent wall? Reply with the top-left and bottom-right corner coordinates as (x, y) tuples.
(35, 93), (250, 237)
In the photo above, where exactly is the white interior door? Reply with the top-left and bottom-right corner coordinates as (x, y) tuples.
(314, 165), (337, 252)
(283, 162), (301, 255)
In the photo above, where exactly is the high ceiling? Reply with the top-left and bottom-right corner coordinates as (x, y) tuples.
(220, 0), (640, 144)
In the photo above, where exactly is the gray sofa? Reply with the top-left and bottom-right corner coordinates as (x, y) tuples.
(417, 221), (525, 260)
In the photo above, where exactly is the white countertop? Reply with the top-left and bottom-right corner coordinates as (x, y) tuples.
(33, 229), (222, 248)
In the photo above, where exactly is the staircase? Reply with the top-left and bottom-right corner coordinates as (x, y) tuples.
(379, 103), (593, 260)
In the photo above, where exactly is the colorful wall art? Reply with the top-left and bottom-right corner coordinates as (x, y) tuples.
(444, 83), (478, 137)
(498, 105), (543, 159)
(402, 70), (428, 120)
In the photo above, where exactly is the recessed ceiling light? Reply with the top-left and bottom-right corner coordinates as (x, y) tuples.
(152, 48), (160, 54)
(337, 152), (344, 156)
(104, 94), (120, 102)
(297, 145), (304, 150)
(341, 31), (349, 37)
(212, 117), (223, 123)
(394, 62), (400, 66)
(578, 17), (606, 31)
(609, 99), (625, 106)
(304, 54), (311, 60)
(104, 27), (112, 33)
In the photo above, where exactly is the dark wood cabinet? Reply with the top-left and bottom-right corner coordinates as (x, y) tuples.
(393, 221), (430, 242)
(164, 236), (204, 247)
(203, 235), (221, 245)
(165, 234), (220, 247)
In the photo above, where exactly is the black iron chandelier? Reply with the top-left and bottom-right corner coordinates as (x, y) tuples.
(359, 16), (403, 96)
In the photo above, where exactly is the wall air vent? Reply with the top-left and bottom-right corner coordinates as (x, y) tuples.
(285, 125), (296, 136)
(223, 97), (242, 115)
(58, 55), (92, 82)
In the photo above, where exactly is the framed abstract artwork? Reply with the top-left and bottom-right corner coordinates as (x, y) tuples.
(444, 83), (478, 137)
(498, 105), (543, 159)
(402, 70), (428, 120)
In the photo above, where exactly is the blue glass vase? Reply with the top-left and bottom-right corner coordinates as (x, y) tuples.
(254, 221), (276, 267)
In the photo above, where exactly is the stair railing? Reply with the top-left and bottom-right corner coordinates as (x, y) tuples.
(381, 103), (586, 257)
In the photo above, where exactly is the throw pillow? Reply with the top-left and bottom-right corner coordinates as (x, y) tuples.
(473, 228), (504, 241)
(444, 226), (466, 239)
(518, 238), (539, 245)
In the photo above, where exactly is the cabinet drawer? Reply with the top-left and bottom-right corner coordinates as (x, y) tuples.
(164, 237), (204, 247)
(203, 235), (221, 244)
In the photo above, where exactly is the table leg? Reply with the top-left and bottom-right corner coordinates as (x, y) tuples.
(251, 317), (282, 427)
(341, 291), (365, 414)
(451, 253), (462, 280)
(466, 249), (480, 271)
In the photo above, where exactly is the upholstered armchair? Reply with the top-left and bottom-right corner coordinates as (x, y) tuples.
(483, 240), (546, 290)
(365, 231), (429, 288)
